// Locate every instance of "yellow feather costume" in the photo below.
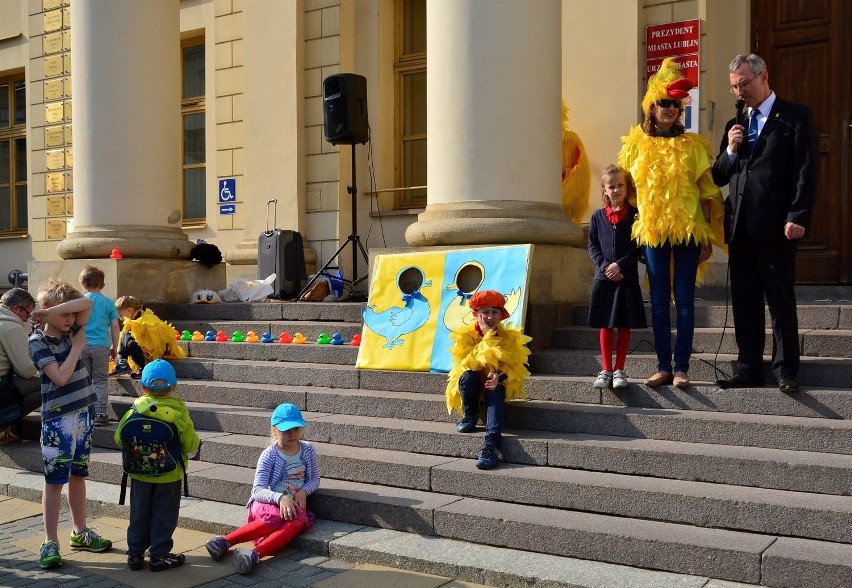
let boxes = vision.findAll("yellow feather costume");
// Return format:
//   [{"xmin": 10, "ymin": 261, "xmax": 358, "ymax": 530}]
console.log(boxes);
[
  {"xmin": 561, "ymin": 101, "xmax": 591, "ymax": 224},
  {"xmin": 120, "ymin": 308, "xmax": 185, "ymax": 370},
  {"xmin": 444, "ymin": 324, "xmax": 532, "ymax": 415}
]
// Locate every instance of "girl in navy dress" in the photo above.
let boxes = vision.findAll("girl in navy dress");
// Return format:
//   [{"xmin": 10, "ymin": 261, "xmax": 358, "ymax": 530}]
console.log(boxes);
[{"xmin": 587, "ymin": 165, "xmax": 647, "ymax": 389}]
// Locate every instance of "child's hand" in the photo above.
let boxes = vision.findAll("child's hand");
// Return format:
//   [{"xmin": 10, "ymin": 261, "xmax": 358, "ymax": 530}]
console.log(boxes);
[
  {"xmin": 71, "ymin": 325, "xmax": 87, "ymax": 349},
  {"xmin": 109, "ymin": 346, "xmax": 116, "ymax": 361},
  {"xmin": 278, "ymin": 494, "xmax": 297, "ymax": 520},
  {"xmin": 293, "ymin": 488, "xmax": 307, "ymax": 509},
  {"xmin": 485, "ymin": 371, "xmax": 501, "ymax": 390},
  {"xmin": 604, "ymin": 263, "xmax": 622, "ymax": 281}
]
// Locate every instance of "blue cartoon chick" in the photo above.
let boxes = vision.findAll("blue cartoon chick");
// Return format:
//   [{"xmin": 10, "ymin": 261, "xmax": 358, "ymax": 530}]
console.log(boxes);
[{"xmin": 362, "ymin": 268, "xmax": 432, "ymax": 349}]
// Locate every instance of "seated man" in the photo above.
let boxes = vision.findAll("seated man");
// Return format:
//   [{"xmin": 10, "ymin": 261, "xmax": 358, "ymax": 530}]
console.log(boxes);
[{"xmin": 0, "ymin": 288, "xmax": 41, "ymax": 442}]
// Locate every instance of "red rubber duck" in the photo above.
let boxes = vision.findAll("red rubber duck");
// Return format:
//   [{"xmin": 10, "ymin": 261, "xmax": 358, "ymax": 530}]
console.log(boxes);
[{"xmin": 279, "ymin": 331, "xmax": 292, "ymax": 344}]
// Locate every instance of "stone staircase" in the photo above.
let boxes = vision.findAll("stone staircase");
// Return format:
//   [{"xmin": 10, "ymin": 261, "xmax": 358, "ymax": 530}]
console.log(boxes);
[{"xmin": 2, "ymin": 297, "xmax": 851, "ymax": 588}]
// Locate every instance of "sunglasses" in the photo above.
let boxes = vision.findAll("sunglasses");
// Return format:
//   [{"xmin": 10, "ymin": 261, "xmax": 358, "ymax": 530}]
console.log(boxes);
[{"xmin": 656, "ymin": 99, "xmax": 682, "ymax": 108}]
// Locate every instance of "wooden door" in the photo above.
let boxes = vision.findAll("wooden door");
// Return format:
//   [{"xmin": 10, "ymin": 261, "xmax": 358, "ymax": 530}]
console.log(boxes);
[{"xmin": 754, "ymin": 0, "xmax": 850, "ymax": 283}]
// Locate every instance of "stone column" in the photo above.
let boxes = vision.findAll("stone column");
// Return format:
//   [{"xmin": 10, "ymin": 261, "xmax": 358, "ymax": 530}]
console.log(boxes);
[
  {"xmin": 405, "ymin": 0, "xmax": 583, "ymax": 248},
  {"xmin": 56, "ymin": 0, "xmax": 194, "ymax": 260}
]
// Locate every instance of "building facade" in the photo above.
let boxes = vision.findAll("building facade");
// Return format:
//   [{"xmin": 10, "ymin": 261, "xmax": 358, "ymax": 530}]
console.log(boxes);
[{"xmin": 0, "ymin": 0, "xmax": 848, "ymax": 301}]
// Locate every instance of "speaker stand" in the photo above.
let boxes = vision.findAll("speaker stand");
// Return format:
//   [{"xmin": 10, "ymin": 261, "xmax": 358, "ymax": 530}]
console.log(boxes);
[{"xmin": 298, "ymin": 144, "xmax": 369, "ymax": 302}]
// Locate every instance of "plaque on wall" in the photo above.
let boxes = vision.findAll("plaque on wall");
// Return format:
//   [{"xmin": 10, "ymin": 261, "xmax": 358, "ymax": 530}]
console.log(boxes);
[
  {"xmin": 62, "ymin": 30, "xmax": 70, "ymax": 51},
  {"xmin": 45, "ymin": 102, "xmax": 64, "ymax": 123},
  {"xmin": 46, "ymin": 173, "xmax": 65, "ymax": 192},
  {"xmin": 63, "ymin": 100, "xmax": 71, "ymax": 120},
  {"xmin": 64, "ymin": 124, "xmax": 72, "ymax": 144},
  {"xmin": 44, "ymin": 55, "xmax": 63, "ymax": 77},
  {"xmin": 46, "ymin": 219, "xmax": 67, "ymax": 240},
  {"xmin": 66, "ymin": 147, "xmax": 73, "ymax": 167},
  {"xmin": 43, "ymin": 0, "xmax": 61, "ymax": 10},
  {"xmin": 45, "ymin": 149, "xmax": 65, "ymax": 170},
  {"xmin": 66, "ymin": 194, "xmax": 73, "ymax": 215},
  {"xmin": 47, "ymin": 196, "xmax": 65, "ymax": 215},
  {"xmin": 45, "ymin": 125, "xmax": 64, "ymax": 147},
  {"xmin": 63, "ymin": 53, "xmax": 71, "ymax": 73},
  {"xmin": 44, "ymin": 10, "xmax": 62, "ymax": 32},
  {"xmin": 43, "ymin": 32, "xmax": 62, "ymax": 54},
  {"xmin": 63, "ymin": 7, "xmax": 70, "ymax": 28},
  {"xmin": 65, "ymin": 77, "xmax": 71, "ymax": 96},
  {"xmin": 65, "ymin": 172, "xmax": 73, "ymax": 191},
  {"xmin": 44, "ymin": 79, "xmax": 63, "ymax": 100}
]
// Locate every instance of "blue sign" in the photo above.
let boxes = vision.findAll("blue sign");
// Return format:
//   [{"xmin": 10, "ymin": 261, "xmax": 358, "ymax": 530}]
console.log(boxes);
[
  {"xmin": 218, "ymin": 178, "xmax": 236, "ymax": 203},
  {"xmin": 219, "ymin": 204, "xmax": 236, "ymax": 215}
]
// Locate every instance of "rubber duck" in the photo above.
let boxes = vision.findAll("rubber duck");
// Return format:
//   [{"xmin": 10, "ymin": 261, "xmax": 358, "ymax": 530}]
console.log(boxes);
[
  {"xmin": 292, "ymin": 332, "xmax": 307, "ymax": 344},
  {"xmin": 204, "ymin": 330, "xmax": 216, "ymax": 342},
  {"xmin": 316, "ymin": 332, "xmax": 331, "ymax": 345},
  {"xmin": 351, "ymin": 334, "xmax": 362, "ymax": 347},
  {"xmin": 175, "ymin": 329, "xmax": 181, "ymax": 340},
  {"xmin": 261, "ymin": 331, "xmax": 275, "ymax": 343},
  {"xmin": 231, "ymin": 330, "xmax": 245, "ymax": 342},
  {"xmin": 278, "ymin": 331, "xmax": 292, "ymax": 344},
  {"xmin": 331, "ymin": 333, "xmax": 345, "ymax": 345},
  {"xmin": 245, "ymin": 331, "xmax": 259, "ymax": 343},
  {"xmin": 180, "ymin": 330, "xmax": 192, "ymax": 341},
  {"xmin": 191, "ymin": 331, "xmax": 204, "ymax": 342},
  {"xmin": 215, "ymin": 330, "xmax": 228, "ymax": 342},
  {"xmin": 110, "ymin": 248, "xmax": 123, "ymax": 259}
]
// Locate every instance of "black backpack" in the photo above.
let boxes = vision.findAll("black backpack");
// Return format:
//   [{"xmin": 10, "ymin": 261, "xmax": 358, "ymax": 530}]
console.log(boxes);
[{"xmin": 117, "ymin": 406, "xmax": 188, "ymax": 505}]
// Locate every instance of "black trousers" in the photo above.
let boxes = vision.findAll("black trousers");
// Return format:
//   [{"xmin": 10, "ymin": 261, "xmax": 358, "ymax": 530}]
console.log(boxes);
[
  {"xmin": 118, "ymin": 331, "xmax": 146, "ymax": 368},
  {"xmin": 729, "ymin": 234, "xmax": 799, "ymax": 381}
]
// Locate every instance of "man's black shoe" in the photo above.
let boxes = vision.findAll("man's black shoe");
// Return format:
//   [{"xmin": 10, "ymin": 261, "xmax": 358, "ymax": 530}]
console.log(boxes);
[
  {"xmin": 716, "ymin": 374, "xmax": 764, "ymax": 389},
  {"xmin": 778, "ymin": 377, "xmax": 799, "ymax": 394}
]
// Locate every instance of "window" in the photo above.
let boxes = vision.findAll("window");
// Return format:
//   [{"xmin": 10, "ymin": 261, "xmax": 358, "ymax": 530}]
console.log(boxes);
[
  {"xmin": 0, "ymin": 74, "xmax": 26, "ymax": 234},
  {"xmin": 181, "ymin": 39, "xmax": 206, "ymax": 223},
  {"xmin": 394, "ymin": 0, "xmax": 426, "ymax": 208}
]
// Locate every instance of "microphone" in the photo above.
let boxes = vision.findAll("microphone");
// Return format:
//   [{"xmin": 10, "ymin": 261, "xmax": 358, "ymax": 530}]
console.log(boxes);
[{"xmin": 735, "ymin": 99, "xmax": 745, "ymax": 127}]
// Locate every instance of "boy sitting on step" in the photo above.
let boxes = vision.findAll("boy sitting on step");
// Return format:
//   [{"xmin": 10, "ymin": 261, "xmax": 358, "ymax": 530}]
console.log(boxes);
[
  {"xmin": 109, "ymin": 296, "xmax": 184, "ymax": 378},
  {"xmin": 445, "ymin": 290, "xmax": 532, "ymax": 470}
]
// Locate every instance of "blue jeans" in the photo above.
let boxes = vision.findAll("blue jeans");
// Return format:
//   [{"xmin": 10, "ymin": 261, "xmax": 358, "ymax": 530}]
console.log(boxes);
[
  {"xmin": 127, "ymin": 479, "xmax": 182, "ymax": 559},
  {"xmin": 459, "ymin": 371, "xmax": 505, "ymax": 450},
  {"xmin": 644, "ymin": 242, "xmax": 700, "ymax": 373}
]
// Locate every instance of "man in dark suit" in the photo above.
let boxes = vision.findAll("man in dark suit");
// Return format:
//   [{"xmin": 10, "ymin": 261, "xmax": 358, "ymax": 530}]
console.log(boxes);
[{"xmin": 712, "ymin": 54, "xmax": 819, "ymax": 394}]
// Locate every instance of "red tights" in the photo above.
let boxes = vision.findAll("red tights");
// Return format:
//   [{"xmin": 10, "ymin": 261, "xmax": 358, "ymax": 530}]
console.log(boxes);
[
  {"xmin": 599, "ymin": 328, "xmax": 631, "ymax": 372},
  {"xmin": 224, "ymin": 519, "xmax": 306, "ymax": 557}
]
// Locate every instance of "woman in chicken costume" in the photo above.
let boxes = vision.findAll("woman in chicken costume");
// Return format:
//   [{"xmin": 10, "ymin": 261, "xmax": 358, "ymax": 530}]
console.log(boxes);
[{"xmin": 617, "ymin": 58, "xmax": 724, "ymax": 390}]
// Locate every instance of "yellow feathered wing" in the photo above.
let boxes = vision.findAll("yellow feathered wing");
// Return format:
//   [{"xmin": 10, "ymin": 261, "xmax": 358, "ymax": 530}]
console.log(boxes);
[
  {"xmin": 444, "ymin": 324, "xmax": 532, "ymax": 415},
  {"xmin": 561, "ymin": 101, "xmax": 591, "ymax": 224}
]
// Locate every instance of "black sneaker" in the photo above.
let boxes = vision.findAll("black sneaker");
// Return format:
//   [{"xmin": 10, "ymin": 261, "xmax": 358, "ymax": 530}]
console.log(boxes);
[
  {"xmin": 127, "ymin": 551, "xmax": 144, "ymax": 571},
  {"xmin": 475, "ymin": 446, "xmax": 499, "ymax": 470},
  {"xmin": 108, "ymin": 363, "xmax": 132, "ymax": 377}
]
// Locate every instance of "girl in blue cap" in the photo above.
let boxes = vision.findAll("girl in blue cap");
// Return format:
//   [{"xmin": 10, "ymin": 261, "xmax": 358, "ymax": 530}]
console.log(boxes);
[{"xmin": 204, "ymin": 403, "xmax": 319, "ymax": 574}]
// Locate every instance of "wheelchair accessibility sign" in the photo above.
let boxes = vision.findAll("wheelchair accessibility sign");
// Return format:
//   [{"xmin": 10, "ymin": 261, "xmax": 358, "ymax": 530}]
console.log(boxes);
[{"xmin": 218, "ymin": 178, "xmax": 236, "ymax": 203}]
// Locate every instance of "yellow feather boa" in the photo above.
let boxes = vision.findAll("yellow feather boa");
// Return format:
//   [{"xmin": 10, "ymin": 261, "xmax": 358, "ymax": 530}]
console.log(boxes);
[
  {"xmin": 120, "ymin": 308, "xmax": 185, "ymax": 370},
  {"xmin": 444, "ymin": 324, "xmax": 532, "ymax": 415},
  {"xmin": 618, "ymin": 126, "xmax": 726, "ymax": 283}
]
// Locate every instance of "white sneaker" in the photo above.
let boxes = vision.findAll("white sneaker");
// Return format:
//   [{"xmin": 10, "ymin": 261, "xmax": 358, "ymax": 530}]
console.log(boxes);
[
  {"xmin": 612, "ymin": 370, "xmax": 628, "ymax": 389},
  {"xmin": 593, "ymin": 371, "xmax": 612, "ymax": 389}
]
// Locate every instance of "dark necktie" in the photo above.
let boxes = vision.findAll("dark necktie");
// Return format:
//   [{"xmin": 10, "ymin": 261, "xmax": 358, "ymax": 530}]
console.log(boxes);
[{"xmin": 746, "ymin": 110, "xmax": 760, "ymax": 155}]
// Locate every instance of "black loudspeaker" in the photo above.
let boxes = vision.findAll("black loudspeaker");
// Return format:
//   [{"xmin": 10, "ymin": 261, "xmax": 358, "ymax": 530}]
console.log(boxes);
[{"xmin": 323, "ymin": 73, "xmax": 369, "ymax": 145}]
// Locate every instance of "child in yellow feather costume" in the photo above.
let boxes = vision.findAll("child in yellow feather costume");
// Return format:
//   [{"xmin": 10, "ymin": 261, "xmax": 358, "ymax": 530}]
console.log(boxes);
[
  {"xmin": 617, "ymin": 58, "xmax": 725, "ymax": 389},
  {"xmin": 109, "ymin": 296, "xmax": 184, "ymax": 378},
  {"xmin": 445, "ymin": 290, "xmax": 531, "ymax": 470}
]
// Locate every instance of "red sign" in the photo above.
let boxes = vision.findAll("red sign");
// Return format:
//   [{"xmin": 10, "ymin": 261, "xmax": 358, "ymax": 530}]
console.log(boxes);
[
  {"xmin": 646, "ymin": 19, "xmax": 700, "ymax": 59},
  {"xmin": 645, "ymin": 19, "xmax": 700, "ymax": 88},
  {"xmin": 646, "ymin": 54, "xmax": 700, "ymax": 88}
]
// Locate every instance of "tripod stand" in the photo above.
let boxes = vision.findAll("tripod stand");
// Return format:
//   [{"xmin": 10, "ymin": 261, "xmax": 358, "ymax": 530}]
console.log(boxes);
[{"xmin": 298, "ymin": 144, "xmax": 369, "ymax": 301}]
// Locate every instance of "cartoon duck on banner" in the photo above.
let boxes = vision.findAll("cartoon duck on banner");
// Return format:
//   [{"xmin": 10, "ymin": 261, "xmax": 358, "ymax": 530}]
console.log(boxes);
[
  {"xmin": 356, "ymin": 245, "xmax": 532, "ymax": 373},
  {"xmin": 561, "ymin": 100, "xmax": 591, "ymax": 224}
]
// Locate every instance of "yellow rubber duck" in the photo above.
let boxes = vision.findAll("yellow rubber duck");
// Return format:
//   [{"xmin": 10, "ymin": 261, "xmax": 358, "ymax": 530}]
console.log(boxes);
[
  {"xmin": 292, "ymin": 332, "xmax": 307, "ymax": 344},
  {"xmin": 245, "ymin": 330, "xmax": 259, "ymax": 343},
  {"xmin": 191, "ymin": 331, "xmax": 204, "ymax": 341}
]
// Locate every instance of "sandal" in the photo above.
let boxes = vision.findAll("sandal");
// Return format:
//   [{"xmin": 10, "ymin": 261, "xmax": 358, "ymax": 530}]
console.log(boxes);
[
  {"xmin": 127, "ymin": 551, "xmax": 144, "ymax": 571},
  {"xmin": 149, "ymin": 552, "xmax": 185, "ymax": 572}
]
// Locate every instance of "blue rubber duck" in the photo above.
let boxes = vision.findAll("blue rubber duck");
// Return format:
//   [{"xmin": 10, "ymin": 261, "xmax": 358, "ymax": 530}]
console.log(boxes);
[
  {"xmin": 204, "ymin": 330, "xmax": 216, "ymax": 341},
  {"xmin": 331, "ymin": 333, "xmax": 345, "ymax": 345},
  {"xmin": 261, "ymin": 331, "xmax": 275, "ymax": 343}
]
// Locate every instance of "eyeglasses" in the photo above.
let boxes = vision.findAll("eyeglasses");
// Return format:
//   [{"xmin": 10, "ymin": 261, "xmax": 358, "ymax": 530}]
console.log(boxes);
[
  {"xmin": 729, "ymin": 77, "xmax": 757, "ymax": 93},
  {"xmin": 656, "ymin": 99, "xmax": 682, "ymax": 109},
  {"xmin": 16, "ymin": 305, "xmax": 32, "ymax": 321}
]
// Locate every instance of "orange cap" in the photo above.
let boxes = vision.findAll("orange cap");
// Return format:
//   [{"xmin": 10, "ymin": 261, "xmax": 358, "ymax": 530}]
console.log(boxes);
[{"xmin": 469, "ymin": 290, "xmax": 509, "ymax": 321}]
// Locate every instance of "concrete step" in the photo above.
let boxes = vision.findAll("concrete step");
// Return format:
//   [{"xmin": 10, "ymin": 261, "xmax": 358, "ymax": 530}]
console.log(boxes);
[
  {"xmin": 530, "ymin": 349, "xmax": 852, "ymax": 388},
  {"xmin": 568, "ymin": 302, "xmax": 852, "ymax": 330},
  {"xmin": 3, "ymin": 437, "xmax": 849, "ymax": 578},
  {"xmin": 552, "ymin": 326, "xmax": 852, "ymax": 358},
  {"xmin": 159, "ymin": 357, "xmax": 852, "ymax": 420},
  {"xmin": 171, "ymin": 319, "xmax": 363, "ymax": 341},
  {"xmin": 5, "ymin": 466, "xmax": 843, "ymax": 588}
]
